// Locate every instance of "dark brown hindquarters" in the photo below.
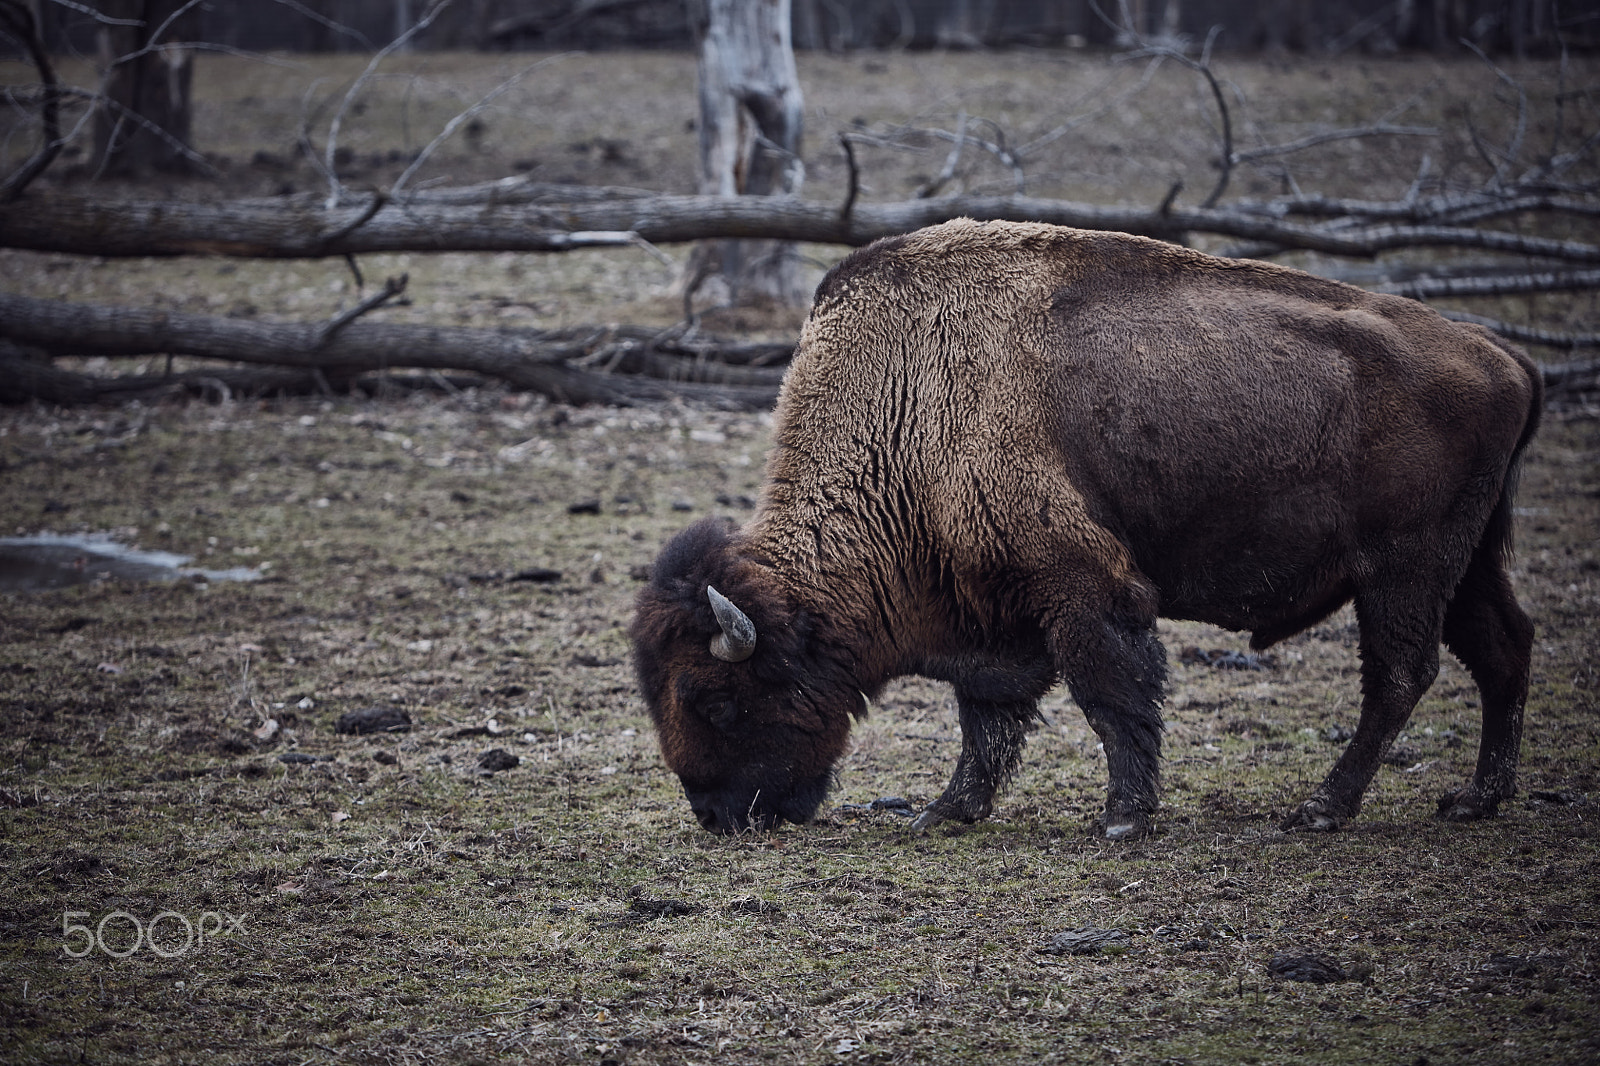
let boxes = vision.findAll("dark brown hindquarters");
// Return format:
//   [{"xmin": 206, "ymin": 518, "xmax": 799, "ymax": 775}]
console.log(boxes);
[{"xmin": 1437, "ymin": 360, "xmax": 1543, "ymax": 821}]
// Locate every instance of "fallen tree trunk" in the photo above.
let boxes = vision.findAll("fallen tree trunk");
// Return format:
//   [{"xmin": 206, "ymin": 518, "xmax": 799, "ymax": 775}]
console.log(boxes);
[
  {"xmin": 0, "ymin": 292, "xmax": 784, "ymax": 409},
  {"xmin": 2, "ymin": 290, "xmax": 1592, "ymax": 410},
  {"xmin": 4, "ymin": 185, "xmax": 1597, "ymax": 264}
]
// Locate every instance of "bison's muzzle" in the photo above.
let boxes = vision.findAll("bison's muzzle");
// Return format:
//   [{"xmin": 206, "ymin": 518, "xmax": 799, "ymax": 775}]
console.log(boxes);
[{"xmin": 682, "ymin": 770, "xmax": 833, "ymax": 834}]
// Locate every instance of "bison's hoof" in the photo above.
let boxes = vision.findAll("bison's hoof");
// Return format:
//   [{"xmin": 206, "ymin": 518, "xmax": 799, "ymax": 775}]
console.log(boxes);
[
  {"xmin": 1102, "ymin": 814, "xmax": 1150, "ymax": 841},
  {"xmin": 1437, "ymin": 788, "xmax": 1500, "ymax": 822},
  {"xmin": 1281, "ymin": 803, "xmax": 1344, "ymax": 832}
]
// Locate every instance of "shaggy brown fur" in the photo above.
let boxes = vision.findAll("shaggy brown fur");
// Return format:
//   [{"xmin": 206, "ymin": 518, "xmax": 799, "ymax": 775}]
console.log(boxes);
[{"xmin": 631, "ymin": 218, "xmax": 1542, "ymax": 838}]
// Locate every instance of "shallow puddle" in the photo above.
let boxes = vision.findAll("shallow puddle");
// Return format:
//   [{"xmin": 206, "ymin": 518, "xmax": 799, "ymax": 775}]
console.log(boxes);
[{"xmin": 0, "ymin": 535, "xmax": 263, "ymax": 593}]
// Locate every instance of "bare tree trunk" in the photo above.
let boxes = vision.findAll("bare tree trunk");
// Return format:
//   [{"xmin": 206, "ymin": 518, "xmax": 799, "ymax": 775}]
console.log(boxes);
[
  {"xmin": 935, "ymin": 0, "xmax": 984, "ymax": 47},
  {"xmin": 91, "ymin": 0, "xmax": 201, "ymax": 177},
  {"xmin": 395, "ymin": 0, "xmax": 415, "ymax": 51},
  {"xmin": 683, "ymin": 0, "xmax": 807, "ymax": 311},
  {"xmin": 0, "ymin": 291, "xmax": 786, "ymax": 408}
]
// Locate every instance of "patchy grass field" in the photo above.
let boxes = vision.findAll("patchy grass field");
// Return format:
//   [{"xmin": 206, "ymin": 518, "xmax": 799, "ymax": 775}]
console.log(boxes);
[
  {"xmin": 1, "ymin": 390, "xmax": 1596, "ymax": 1065},
  {"xmin": 1, "ymin": 47, "xmax": 1598, "ymax": 1066}
]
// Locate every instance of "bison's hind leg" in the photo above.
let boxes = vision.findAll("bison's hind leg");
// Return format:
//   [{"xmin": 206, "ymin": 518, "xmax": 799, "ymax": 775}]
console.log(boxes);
[
  {"xmin": 1282, "ymin": 578, "xmax": 1445, "ymax": 832},
  {"xmin": 1437, "ymin": 543, "xmax": 1533, "ymax": 822}
]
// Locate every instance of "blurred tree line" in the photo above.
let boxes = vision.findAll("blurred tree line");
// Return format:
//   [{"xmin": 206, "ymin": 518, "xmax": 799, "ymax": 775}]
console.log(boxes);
[{"xmin": 18, "ymin": 0, "xmax": 1594, "ymax": 57}]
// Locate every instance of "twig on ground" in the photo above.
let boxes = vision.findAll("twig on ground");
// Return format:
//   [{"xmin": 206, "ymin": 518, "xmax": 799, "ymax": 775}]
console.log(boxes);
[{"xmin": 316, "ymin": 274, "xmax": 408, "ymax": 346}]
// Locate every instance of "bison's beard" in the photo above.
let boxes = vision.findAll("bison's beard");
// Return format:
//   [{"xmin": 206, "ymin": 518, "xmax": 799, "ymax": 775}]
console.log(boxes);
[{"xmin": 682, "ymin": 769, "xmax": 835, "ymax": 834}]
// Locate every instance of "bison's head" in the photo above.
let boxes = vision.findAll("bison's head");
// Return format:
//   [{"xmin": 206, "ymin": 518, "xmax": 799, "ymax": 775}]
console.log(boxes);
[{"xmin": 630, "ymin": 517, "xmax": 859, "ymax": 833}]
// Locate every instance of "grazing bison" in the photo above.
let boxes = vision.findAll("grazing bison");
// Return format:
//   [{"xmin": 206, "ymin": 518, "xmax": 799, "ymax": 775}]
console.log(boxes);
[{"xmin": 631, "ymin": 218, "xmax": 1541, "ymax": 840}]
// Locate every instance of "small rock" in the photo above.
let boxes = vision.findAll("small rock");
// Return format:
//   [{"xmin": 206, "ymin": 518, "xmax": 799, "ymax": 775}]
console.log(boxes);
[
  {"xmin": 629, "ymin": 897, "xmax": 700, "ymax": 918},
  {"xmin": 278, "ymin": 752, "xmax": 318, "ymax": 765},
  {"xmin": 1383, "ymin": 743, "xmax": 1423, "ymax": 767},
  {"xmin": 572, "ymin": 653, "xmax": 620, "ymax": 668},
  {"xmin": 335, "ymin": 705, "xmax": 412, "ymax": 735},
  {"xmin": 1039, "ymin": 926, "xmax": 1131, "ymax": 956},
  {"xmin": 1323, "ymin": 724, "xmax": 1354, "ymax": 743},
  {"xmin": 253, "ymin": 718, "xmax": 280, "ymax": 741},
  {"xmin": 509, "ymin": 567, "xmax": 562, "ymax": 583},
  {"xmin": 1483, "ymin": 953, "xmax": 1546, "ymax": 977},
  {"xmin": 567, "ymin": 499, "xmax": 602, "ymax": 515},
  {"xmin": 372, "ymin": 750, "xmax": 398, "ymax": 766},
  {"xmin": 1267, "ymin": 952, "xmax": 1347, "ymax": 983},
  {"xmin": 1180, "ymin": 646, "xmax": 1275, "ymax": 671},
  {"xmin": 478, "ymin": 748, "xmax": 520, "ymax": 773},
  {"xmin": 725, "ymin": 896, "xmax": 781, "ymax": 914}
]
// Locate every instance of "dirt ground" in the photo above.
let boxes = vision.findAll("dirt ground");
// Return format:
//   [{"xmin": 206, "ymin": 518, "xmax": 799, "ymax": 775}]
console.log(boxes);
[{"xmin": 1, "ymin": 47, "xmax": 1598, "ymax": 1066}]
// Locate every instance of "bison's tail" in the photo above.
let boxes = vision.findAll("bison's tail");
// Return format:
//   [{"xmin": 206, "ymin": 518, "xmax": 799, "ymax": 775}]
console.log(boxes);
[{"xmin": 1480, "ymin": 341, "xmax": 1545, "ymax": 569}]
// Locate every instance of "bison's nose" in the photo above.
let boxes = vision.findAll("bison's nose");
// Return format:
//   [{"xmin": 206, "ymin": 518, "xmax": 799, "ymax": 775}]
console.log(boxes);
[{"xmin": 684, "ymin": 789, "xmax": 743, "ymax": 834}]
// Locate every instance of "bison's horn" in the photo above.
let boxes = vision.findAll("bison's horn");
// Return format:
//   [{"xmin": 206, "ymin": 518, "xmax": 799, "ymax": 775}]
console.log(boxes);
[{"xmin": 706, "ymin": 585, "xmax": 757, "ymax": 663}]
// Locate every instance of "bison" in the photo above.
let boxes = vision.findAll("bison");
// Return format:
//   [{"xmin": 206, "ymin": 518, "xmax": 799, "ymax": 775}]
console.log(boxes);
[{"xmin": 631, "ymin": 218, "xmax": 1542, "ymax": 840}]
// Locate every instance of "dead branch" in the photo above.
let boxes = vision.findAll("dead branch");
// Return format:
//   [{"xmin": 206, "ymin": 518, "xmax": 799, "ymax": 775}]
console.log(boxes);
[
  {"xmin": 1437, "ymin": 311, "xmax": 1600, "ymax": 353},
  {"xmin": 316, "ymin": 273, "xmax": 408, "ymax": 345},
  {"xmin": 268, "ymin": 0, "xmax": 375, "ymax": 50},
  {"xmin": 389, "ymin": 53, "xmax": 575, "ymax": 203},
  {"xmin": 6, "ymin": 187, "xmax": 1596, "ymax": 265},
  {"xmin": 0, "ymin": 1, "xmax": 61, "ymax": 203},
  {"xmin": 1375, "ymin": 268, "xmax": 1600, "ymax": 299},
  {"xmin": 1537, "ymin": 356, "xmax": 1600, "ymax": 384},
  {"xmin": 1126, "ymin": 28, "xmax": 1234, "ymax": 208},
  {"xmin": 68, "ymin": 84, "xmax": 220, "ymax": 179},
  {"xmin": 1232, "ymin": 125, "xmax": 1438, "ymax": 164},
  {"xmin": 0, "ymin": 339, "xmax": 334, "ymax": 405},
  {"xmin": 323, "ymin": 0, "xmax": 451, "ymax": 209},
  {"xmin": 1462, "ymin": 38, "xmax": 1530, "ymax": 190},
  {"xmin": 0, "ymin": 292, "xmax": 779, "ymax": 409},
  {"xmin": 838, "ymin": 133, "xmax": 860, "ymax": 220},
  {"xmin": 915, "ymin": 109, "xmax": 968, "ymax": 199}
]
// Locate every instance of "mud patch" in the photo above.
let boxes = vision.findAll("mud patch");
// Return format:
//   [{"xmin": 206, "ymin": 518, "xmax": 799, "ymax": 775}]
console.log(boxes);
[{"xmin": 0, "ymin": 534, "xmax": 262, "ymax": 591}]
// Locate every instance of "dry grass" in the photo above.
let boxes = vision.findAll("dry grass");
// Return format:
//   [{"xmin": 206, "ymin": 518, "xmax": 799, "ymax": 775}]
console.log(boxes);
[{"xmin": 0, "ymin": 393, "xmax": 1595, "ymax": 1065}]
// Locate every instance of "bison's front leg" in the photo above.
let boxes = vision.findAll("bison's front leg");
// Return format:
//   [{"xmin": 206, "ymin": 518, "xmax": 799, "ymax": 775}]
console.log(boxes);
[
  {"xmin": 1057, "ymin": 615, "xmax": 1167, "ymax": 841},
  {"xmin": 910, "ymin": 694, "xmax": 1038, "ymax": 832}
]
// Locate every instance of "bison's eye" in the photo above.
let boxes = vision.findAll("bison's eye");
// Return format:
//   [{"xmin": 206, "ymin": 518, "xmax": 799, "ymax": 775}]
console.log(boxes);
[{"xmin": 706, "ymin": 700, "xmax": 740, "ymax": 730}]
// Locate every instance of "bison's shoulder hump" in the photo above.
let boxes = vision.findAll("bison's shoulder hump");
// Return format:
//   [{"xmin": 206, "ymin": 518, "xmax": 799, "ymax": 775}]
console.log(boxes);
[{"xmin": 812, "ymin": 219, "xmax": 1089, "ymax": 305}]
